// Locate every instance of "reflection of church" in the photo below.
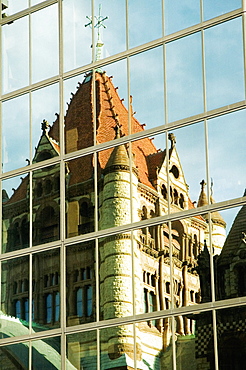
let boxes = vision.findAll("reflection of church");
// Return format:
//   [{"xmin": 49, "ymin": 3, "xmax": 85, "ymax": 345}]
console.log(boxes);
[{"xmin": 1, "ymin": 70, "xmax": 232, "ymax": 369}]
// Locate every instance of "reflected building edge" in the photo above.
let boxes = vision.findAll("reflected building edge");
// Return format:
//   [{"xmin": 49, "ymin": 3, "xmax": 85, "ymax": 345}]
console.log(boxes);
[{"xmin": 2, "ymin": 69, "xmax": 245, "ymax": 369}]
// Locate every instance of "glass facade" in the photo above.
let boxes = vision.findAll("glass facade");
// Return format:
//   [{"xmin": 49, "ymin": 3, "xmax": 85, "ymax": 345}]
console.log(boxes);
[{"xmin": 0, "ymin": 1, "xmax": 246, "ymax": 369}]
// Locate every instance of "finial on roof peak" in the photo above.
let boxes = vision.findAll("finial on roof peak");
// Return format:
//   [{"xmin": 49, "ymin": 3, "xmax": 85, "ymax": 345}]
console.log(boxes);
[
  {"xmin": 41, "ymin": 119, "xmax": 50, "ymax": 135},
  {"xmin": 168, "ymin": 133, "xmax": 176, "ymax": 149},
  {"xmin": 200, "ymin": 179, "xmax": 206, "ymax": 191},
  {"xmin": 85, "ymin": 4, "xmax": 108, "ymax": 62},
  {"xmin": 113, "ymin": 124, "xmax": 122, "ymax": 139}
]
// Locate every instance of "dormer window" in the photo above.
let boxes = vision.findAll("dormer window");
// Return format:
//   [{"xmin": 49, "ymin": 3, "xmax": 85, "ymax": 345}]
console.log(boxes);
[{"xmin": 36, "ymin": 151, "xmax": 52, "ymax": 163}]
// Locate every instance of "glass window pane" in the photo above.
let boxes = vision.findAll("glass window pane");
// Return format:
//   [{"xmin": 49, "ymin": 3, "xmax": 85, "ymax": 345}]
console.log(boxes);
[
  {"xmin": 205, "ymin": 18, "xmax": 245, "ymax": 111},
  {"xmin": 2, "ymin": 0, "xmax": 28, "ymax": 15},
  {"xmin": 203, "ymin": 0, "xmax": 241, "ymax": 21},
  {"xmin": 64, "ymin": 72, "xmax": 96, "ymax": 153},
  {"xmin": 66, "ymin": 331, "xmax": 97, "ymax": 369},
  {"xmin": 165, "ymin": 0, "xmax": 200, "ymax": 35},
  {"xmin": 31, "ymin": 5, "xmax": 59, "ymax": 83},
  {"xmin": 66, "ymin": 242, "xmax": 95, "ymax": 326},
  {"xmin": 130, "ymin": 47, "xmax": 165, "ymax": 130},
  {"xmin": 98, "ymin": 144, "xmax": 133, "ymax": 230},
  {"xmin": 33, "ymin": 164, "xmax": 60, "ymax": 246},
  {"xmin": 65, "ymin": 156, "xmax": 95, "ymax": 238},
  {"xmin": 32, "ymin": 83, "xmax": 59, "ymax": 163},
  {"xmin": 99, "ymin": 233, "xmax": 133, "ymax": 320},
  {"xmin": 2, "ymin": 16, "xmax": 29, "ymax": 93},
  {"xmin": 214, "ymin": 206, "xmax": 246, "ymax": 300},
  {"xmin": 2, "ymin": 94, "xmax": 29, "ymax": 172},
  {"xmin": 100, "ymin": 324, "xmax": 134, "ymax": 368},
  {"xmin": 2, "ymin": 174, "xmax": 30, "ymax": 253},
  {"xmin": 169, "ymin": 123, "xmax": 206, "ymax": 211},
  {"xmin": 63, "ymin": 0, "xmax": 92, "ymax": 72},
  {"xmin": 128, "ymin": 0, "xmax": 162, "ymax": 48},
  {"xmin": 166, "ymin": 32, "xmax": 203, "ymax": 122},
  {"xmin": 1, "ymin": 255, "xmax": 29, "ymax": 336},
  {"xmin": 207, "ymin": 110, "xmax": 246, "ymax": 202},
  {"xmin": 94, "ymin": 0, "xmax": 126, "ymax": 57},
  {"xmin": 217, "ymin": 306, "xmax": 246, "ymax": 369},
  {"xmin": 32, "ymin": 248, "xmax": 60, "ymax": 331},
  {"xmin": 0, "ymin": 342, "xmax": 29, "ymax": 369},
  {"xmin": 32, "ymin": 337, "xmax": 61, "ymax": 369}
]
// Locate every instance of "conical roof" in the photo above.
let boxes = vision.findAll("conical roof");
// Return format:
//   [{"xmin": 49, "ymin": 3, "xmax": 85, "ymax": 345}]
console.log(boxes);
[
  {"xmin": 105, "ymin": 143, "xmax": 130, "ymax": 170},
  {"xmin": 197, "ymin": 180, "xmax": 208, "ymax": 207},
  {"xmin": 218, "ymin": 201, "xmax": 246, "ymax": 266},
  {"xmin": 210, "ymin": 196, "xmax": 226, "ymax": 227}
]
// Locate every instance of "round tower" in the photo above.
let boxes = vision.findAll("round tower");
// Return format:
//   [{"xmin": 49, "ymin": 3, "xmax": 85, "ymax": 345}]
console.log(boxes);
[
  {"xmin": 197, "ymin": 180, "xmax": 226, "ymax": 255},
  {"xmin": 99, "ymin": 132, "xmax": 143, "ymax": 363}
]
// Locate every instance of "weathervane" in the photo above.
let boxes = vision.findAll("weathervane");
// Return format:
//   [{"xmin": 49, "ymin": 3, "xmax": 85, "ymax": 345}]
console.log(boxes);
[{"xmin": 85, "ymin": 4, "xmax": 108, "ymax": 61}]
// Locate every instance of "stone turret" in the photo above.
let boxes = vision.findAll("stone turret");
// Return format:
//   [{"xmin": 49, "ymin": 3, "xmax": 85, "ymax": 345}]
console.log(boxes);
[
  {"xmin": 99, "ymin": 130, "xmax": 142, "ymax": 363},
  {"xmin": 197, "ymin": 180, "xmax": 226, "ymax": 255}
]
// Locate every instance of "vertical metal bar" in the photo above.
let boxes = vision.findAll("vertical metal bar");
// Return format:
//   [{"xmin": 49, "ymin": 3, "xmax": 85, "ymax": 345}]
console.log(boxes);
[
  {"xmin": 212, "ymin": 309, "xmax": 219, "ymax": 370},
  {"xmin": 242, "ymin": 0, "xmax": 246, "ymax": 99},
  {"xmin": 171, "ymin": 316, "xmax": 177, "ymax": 370}
]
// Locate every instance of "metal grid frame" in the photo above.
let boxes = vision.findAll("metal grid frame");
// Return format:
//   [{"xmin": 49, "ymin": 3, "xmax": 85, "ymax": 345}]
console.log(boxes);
[{"xmin": 0, "ymin": 1, "xmax": 246, "ymax": 369}]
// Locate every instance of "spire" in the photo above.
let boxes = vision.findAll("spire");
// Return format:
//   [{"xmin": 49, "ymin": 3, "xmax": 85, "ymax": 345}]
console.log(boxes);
[
  {"xmin": 197, "ymin": 180, "xmax": 208, "ymax": 207},
  {"xmin": 85, "ymin": 4, "xmax": 108, "ymax": 62}
]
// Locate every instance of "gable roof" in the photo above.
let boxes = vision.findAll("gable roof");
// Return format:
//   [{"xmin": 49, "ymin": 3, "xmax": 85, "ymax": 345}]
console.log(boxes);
[{"xmin": 218, "ymin": 203, "xmax": 246, "ymax": 266}]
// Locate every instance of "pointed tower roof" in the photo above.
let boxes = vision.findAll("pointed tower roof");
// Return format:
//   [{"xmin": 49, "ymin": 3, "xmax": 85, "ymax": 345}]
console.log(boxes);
[
  {"xmin": 197, "ymin": 180, "xmax": 208, "ymax": 208},
  {"xmin": 210, "ymin": 196, "xmax": 226, "ymax": 227},
  {"xmin": 218, "ymin": 197, "xmax": 246, "ymax": 266},
  {"xmin": 64, "ymin": 71, "xmax": 160, "ymax": 188},
  {"xmin": 104, "ymin": 125, "xmax": 130, "ymax": 171}
]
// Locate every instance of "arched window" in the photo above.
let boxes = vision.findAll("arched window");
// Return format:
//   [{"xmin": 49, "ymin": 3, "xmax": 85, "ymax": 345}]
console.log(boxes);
[
  {"xmin": 79, "ymin": 201, "xmax": 93, "ymax": 234},
  {"xmin": 161, "ymin": 184, "xmax": 167, "ymax": 200},
  {"xmin": 179, "ymin": 193, "xmax": 184, "ymax": 209},
  {"xmin": 174, "ymin": 189, "xmax": 178, "ymax": 205}
]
